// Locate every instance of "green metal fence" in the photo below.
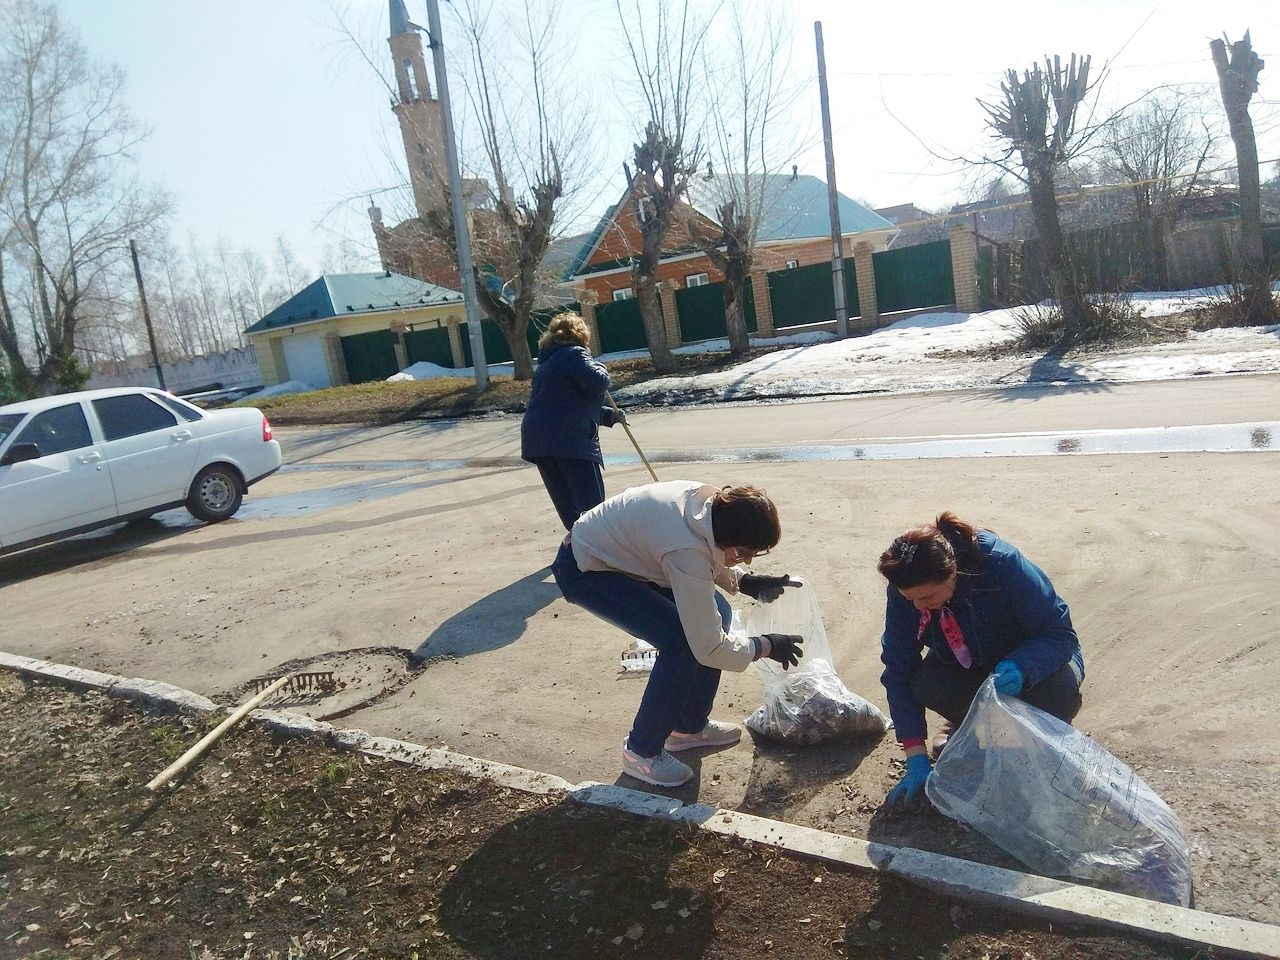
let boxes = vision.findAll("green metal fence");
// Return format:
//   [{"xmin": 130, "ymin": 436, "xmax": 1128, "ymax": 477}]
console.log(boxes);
[
  {"xmin": 674, "ymin": 281, "xmax": 757, "ymax": 343},
  {"xmin": 340, "ymin": 330, "xmax": 400, "ymax": 384},
  {"xmin": 871, "ymin": 239, "xmax": 954, "ymax": 313},
  {"xmin": 766, "ymin": 261, "xmax": 859, "ymax": 329},
  {"xmin": 404, "ymin": 325, "xmax": 455, "ymax": 368},
  {"xmin": 595, "ymin": 298, "xmax": 651, "ymax": 354}
]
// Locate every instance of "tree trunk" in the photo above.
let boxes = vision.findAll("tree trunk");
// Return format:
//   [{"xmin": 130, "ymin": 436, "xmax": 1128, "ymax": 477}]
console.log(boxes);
[
  {"xmin": 633, "ymin": 268, "xmax": 674, "ymax": 372},
  {"xmin": 1211, "ymin": 35, "xmax": 1275, "ymax": 321},
  {"xmin": 722, "ymin": 257, "xmax": 750, "ymax": 356},
  {"xmin": 1027, "ymin": 173, "xmax": 1092, "ymax": 343}
]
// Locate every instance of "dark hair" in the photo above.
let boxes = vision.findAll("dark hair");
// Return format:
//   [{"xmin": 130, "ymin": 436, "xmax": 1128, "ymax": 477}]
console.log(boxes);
[
  {"xmin": 877, "ymin": 511, "xmax": 980, "ymax": 589},
  {"xmin": 710, "ymin": 485, "xmax": 781, "ymax": 551}
]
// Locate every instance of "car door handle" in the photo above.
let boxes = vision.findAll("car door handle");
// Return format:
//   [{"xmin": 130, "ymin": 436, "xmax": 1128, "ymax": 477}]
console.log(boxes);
[
  {"xmin": 172, "ymin": 429, "xmax": 193, "ymax": 441},
  {"xmin": 77, "ymin": 451, "xmax": 102, "ymax": 464}
]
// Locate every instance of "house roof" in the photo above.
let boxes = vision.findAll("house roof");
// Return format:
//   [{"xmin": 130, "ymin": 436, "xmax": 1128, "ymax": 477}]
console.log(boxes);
[
  {"xmin": 246, "ymin": 272, "xmax": 463, "ymax": 335},
  {"xmin": 568, "ymin": 172, "xmax": 893, "ymax": 280},
  {"xmin": 685, "ymin": 173, "xmax": 894, "ymax": 242}
]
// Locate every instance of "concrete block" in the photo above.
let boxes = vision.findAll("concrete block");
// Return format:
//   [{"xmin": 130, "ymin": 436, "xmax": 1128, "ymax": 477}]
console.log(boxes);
[{"xmin": 109, "ymin": 677, "xmax": 217, "ymax": 715}]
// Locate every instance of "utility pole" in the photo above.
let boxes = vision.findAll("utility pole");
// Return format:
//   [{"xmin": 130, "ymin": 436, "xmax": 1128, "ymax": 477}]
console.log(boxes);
[
  {"xmin": 129, "ymin": 239, "xmax": 166, "ymax": 391},
  {"xmin": 425, "ymin": 0, "xmax": 488, "ymax": 389},
  {"xmin": 814, "ymin": 21, "xmax": 849, "ymax": 338}
]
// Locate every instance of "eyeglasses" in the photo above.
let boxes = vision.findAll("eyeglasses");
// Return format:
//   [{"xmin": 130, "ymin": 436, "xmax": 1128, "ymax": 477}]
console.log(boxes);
[{"xmin": 729, "ymin": 546, "xmax": 770, "ymax": 563}]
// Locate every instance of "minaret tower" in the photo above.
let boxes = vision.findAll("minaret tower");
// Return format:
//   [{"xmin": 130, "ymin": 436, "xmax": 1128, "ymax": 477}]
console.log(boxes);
[{"xmin": 388, "ymin": 0, "xmax": 447, "ymax": 221}]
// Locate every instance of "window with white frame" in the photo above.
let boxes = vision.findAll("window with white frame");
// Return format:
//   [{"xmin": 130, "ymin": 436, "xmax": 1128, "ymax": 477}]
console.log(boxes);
[
  {"xmin": 685, "ymin": 272, "xmax": 710, "ymax": 287},
  {"xmin": 785, "ymin": 259, "xmax": 800, "ymax": 269},
  {"xmin": 611, "ymin": 288, "xmax": 634, "ymax": 301}
]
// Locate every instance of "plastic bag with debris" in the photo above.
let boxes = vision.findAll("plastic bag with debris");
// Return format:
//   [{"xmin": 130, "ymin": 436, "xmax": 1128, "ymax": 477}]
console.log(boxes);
[
  {"xmin": 926, "ymin": 677, "xmax": 1192, "ymax": 906},
  {"xmin": 743, "ymin": 580, "xmax": 887, "ymax": 745}
]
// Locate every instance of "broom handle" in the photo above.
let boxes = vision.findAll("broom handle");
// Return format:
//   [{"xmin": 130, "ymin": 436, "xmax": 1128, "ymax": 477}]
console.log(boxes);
[
  {"xmin": 146, "ymin": 674, "xmax": 291, "ymax": 792},
  {"xmin": 606, "ymin": 391, "xmax": 658, "ymax": 483}
]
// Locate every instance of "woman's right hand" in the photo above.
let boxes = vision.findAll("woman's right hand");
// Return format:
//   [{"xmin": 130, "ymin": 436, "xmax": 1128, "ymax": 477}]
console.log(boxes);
[{"xmin": 753, "ymin": 633, "xmax": 803, "ymax": 669}]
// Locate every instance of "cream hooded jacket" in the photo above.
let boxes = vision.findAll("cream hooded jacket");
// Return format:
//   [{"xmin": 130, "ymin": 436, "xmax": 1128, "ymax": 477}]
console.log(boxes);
[{"xmin": 569, "ymin": 480, "xmax": 759, "ymax": 672}]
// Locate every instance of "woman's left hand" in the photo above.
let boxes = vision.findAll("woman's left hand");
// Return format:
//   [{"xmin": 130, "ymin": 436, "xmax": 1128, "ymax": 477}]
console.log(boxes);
[{"xmin": 992, "ymin": 659, "xmax": 1024, "ymax": 695}]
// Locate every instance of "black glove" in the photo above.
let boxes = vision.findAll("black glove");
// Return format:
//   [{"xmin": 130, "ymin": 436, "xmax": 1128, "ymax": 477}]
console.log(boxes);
[
  {"xmin": 756, "ymin": 633, "xmax": 803, "ymax": 670},
  {"xmin": 601, "ymin": 406, "xmax": 627, "ymax": 428},
  {"xmin": 738, "ymin": 573, "xmax": 802, "ymax": 603}
]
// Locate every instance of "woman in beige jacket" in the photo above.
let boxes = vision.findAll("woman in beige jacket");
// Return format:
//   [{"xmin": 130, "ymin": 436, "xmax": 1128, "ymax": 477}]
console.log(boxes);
[{"xmin": 552, "ymin": 480, "xmax": 802, "ymax": 787}]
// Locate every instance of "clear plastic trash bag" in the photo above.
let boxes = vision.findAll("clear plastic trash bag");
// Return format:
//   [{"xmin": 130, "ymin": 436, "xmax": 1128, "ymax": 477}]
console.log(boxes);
[
  {"xmin": 743, "ymin": 580, "xmax": 887, "ymax": 745},
  {"xmin": 926, "ymin": 677, "xmax": 1192, "ymax": 906}
]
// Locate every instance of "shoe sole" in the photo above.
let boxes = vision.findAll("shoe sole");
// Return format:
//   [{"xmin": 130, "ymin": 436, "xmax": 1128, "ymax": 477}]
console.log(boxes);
[
  {"xmin": 621, "ymin": 766, "xmax": 693, "ymax": 788},
  {"xmin": 664, "ymin": 732, "xmax": 742, "ymax": 753}
]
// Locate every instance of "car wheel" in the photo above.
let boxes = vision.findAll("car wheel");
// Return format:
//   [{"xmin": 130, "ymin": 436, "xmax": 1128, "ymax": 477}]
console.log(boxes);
[{"xmin": 186, "ymin": 464, "xmax": 243, "ymax": 522}]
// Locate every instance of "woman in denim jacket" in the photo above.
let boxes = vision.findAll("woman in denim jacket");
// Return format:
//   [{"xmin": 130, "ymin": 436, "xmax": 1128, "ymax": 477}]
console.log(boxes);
[{"xmin": 877, "ymin": 512, "xmax": 1085, "ymax": 807}]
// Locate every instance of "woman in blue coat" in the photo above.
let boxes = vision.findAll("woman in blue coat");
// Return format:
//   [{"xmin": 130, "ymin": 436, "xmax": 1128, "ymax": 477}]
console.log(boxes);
[
  {"xmin": 521, "ymin": 312, "xmax": 625, "ymax": 529},
  {"xmin": 876, "ymin": 511, "xmax": 1085, "ymax": 806}
]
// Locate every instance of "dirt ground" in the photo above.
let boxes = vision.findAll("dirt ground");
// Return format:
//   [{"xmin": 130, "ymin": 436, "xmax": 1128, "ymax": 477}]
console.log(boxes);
[
  {"xmin": 2, "ymin": 381, "xmax": 1278, "ymax": 929},
  {"xmin": 0, "ymin": 674, "xmax": 1210, "ymax": 959}
]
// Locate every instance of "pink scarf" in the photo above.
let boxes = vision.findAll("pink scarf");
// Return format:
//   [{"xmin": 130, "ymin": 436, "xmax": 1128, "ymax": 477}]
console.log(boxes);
[{"xmin": 918, "ymin": 606, "xmax": 973, "ymax": 669}]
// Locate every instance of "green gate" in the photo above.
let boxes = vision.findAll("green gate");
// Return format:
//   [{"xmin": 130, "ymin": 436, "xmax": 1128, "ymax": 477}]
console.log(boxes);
[
  {"xmin": 404, "ymin": 325, "xmax": 456, "ymax": 368},
  {"xmin": 871, "ymin": 239, "xmax": 954, "ymax": 313},
  {"xmin": 674, "ymin": 281, "xmax": 758, "ymax": 343},
  {"xmin": 595, "ymin": 298, "xmax": 651, "ymax": 354},
  {"xmin": 340, "ymin": 329, "xmax": 400, "ymax": 384},
  {"xmin": 766, "ymin": 261, "xmax": 859, "ymax": 328}
]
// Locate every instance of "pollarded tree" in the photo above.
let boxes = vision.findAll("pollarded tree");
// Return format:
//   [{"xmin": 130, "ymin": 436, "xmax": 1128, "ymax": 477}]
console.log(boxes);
[
  {"xmin": 616, "ymin": 0, "xmax": 712, "ymax": 373},
  {"xmin": 0, "ymin": 2, "xmax": 168, "ymax": 397},
  {"xmin": 979, "ymin": 55, "xmax": 1099, "ymax": 344},
  {"xmin": 1210, "ymin": 31, "xmax": 1276, "ymax": 322}
]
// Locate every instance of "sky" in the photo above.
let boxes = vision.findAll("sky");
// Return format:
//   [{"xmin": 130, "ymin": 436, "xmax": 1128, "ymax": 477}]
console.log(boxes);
[{"xmin": 56, "ymin": 0, "xmax": 1280, "ymax": 286}]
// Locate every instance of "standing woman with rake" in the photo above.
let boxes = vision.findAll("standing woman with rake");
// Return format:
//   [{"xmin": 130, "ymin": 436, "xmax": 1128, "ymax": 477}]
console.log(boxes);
[{"xmin": 521, "ymin": 312, "xmax": 627, "ymax": 530}]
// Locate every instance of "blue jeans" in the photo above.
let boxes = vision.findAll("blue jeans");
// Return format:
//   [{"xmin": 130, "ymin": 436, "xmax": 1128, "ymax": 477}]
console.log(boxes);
[
  {"xmin": 552, "ymin": 540, "xmax": 732, "ymax": 757},
  {"xmin": 530, "ymin": 457, "xmax": 605, "ymax": 530}
]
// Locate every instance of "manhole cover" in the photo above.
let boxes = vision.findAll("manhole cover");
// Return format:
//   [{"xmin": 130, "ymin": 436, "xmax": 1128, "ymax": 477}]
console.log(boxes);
[{"xmin": 223, "ymin": 646, "xmax": 423, "ymax": 722}]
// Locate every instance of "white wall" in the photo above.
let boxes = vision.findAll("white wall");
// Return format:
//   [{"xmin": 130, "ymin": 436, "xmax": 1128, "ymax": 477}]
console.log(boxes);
[{"xmin": 87, "ymin": 345, "xmax": 263, "ymax": 395}]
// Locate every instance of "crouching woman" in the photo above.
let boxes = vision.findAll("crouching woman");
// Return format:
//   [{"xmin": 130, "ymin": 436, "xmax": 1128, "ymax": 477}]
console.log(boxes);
[
  {"xmin": 553, "ymin": 481, "xmax": 803, "ymax": 788},
  {"xmin": 877, "ymin": 512, "xmax": 1085, "ymax": 806}
]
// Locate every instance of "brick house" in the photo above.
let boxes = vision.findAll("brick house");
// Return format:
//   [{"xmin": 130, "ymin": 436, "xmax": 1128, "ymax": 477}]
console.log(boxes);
[{"xmin": 568, "ymin": 169, "xmax": 896, "ymax": 304}]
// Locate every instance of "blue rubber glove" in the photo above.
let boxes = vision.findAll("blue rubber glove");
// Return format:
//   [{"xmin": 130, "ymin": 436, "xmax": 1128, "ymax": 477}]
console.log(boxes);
[
  {"xmin": 885, "ymin": 753, "xmax": 932, "ymax": 806},
  {"xmin": 992, "ymin": 659, "xmax": 1024, "ymax": 696}
]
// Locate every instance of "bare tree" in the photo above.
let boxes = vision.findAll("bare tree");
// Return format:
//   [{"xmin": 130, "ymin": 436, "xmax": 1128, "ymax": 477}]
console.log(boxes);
[
  {"xmin": 445, "ymin": 0, "xmax": 590, "ymax": 381},
  {"xmin": 1210, "ymin": 32, "xmax": 1275, "ymax": 321},
  {"xmin": 696, "ymin": 2, "xmax": 803, "ymax": 356},
  {"xmin": 0, "ymin": 3, "xmax": 168, "ymax": 396},
  {"xmin": 616, "ymin": 0, "xmax": 712, "ymax": 373},
  {"xmin": 1096, "ymin": 89, "xmax": 1222, "ymax": 288},
  {"xmin": 980, "ymin": 55, "xmax": 1100, "ymax": 344}
]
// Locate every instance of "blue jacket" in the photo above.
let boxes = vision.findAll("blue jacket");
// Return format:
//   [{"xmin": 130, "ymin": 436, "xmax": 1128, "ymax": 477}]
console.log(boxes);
[
  {"xmin": 880, "ymin": 531, "xmax": 1084, "ymax": 742},
  {"xmin": 520, "ymin": 343, "xmax": 613, "ymax": 463}
]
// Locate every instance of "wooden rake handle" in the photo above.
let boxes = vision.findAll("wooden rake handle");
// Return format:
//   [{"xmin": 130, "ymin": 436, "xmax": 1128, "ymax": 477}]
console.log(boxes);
[
  {"xmin": 145, "ymin": 674, "xmax": 291, "ymax": 792},
  {"xmin": 606, "ymin": 391, "xmax": 659, "ymax": 483}
]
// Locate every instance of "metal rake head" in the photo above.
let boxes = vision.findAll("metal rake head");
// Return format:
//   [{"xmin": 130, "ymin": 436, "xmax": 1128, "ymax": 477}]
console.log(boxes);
[{"xmin": 249, "ymin": 671, "xmax": 342, "ymax": 695}]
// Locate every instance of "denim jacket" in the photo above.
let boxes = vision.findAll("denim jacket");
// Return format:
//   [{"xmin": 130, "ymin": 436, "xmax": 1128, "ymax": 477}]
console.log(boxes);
[{"xmin": 879, "ymin": 531, "xmax": 1083, "ymax": 742}]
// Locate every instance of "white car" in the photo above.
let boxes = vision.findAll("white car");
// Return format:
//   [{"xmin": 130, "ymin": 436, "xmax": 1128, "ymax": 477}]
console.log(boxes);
[{"xmin": 0, "ymin": 387, "xmax": 282, "ymax": 554}]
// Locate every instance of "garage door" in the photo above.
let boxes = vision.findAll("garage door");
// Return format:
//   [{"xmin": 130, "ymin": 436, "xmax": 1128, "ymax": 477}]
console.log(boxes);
[{"xmin": 281, "ymin": 334, "xmax": 332, "ymax": 389}]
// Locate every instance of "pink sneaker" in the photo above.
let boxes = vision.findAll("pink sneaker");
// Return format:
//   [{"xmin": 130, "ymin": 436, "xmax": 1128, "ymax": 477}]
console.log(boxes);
[{"xmin": 621, "ymin": 741, "xmax": 693, "ymax": 787}]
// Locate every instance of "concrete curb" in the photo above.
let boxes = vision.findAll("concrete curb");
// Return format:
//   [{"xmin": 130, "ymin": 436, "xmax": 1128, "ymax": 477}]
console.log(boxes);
[{"xmin": 4, "ymin": 652, "xmax": 1278, "ymax": 960}]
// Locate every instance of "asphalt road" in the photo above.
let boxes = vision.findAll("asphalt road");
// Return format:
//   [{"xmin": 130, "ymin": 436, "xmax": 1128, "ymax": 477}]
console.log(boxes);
[{"xmin": 4, "ymin": 373, "xmax": 1278, "ymax": 924}]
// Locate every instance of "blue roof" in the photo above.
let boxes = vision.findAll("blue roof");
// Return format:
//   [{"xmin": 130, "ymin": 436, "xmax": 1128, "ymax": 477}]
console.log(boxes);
[
  {"xmin": 687, "ymin": 173, "xmax": 894, "ymax": 242},
  {"xmin": 246, "ymin": 272, "xmax": 463, "ymax": 334}
]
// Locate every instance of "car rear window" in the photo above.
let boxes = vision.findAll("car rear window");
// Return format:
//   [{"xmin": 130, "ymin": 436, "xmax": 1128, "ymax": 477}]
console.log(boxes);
[
  {"xmin": 92, "ymin": 393, "xmax": 178, "ymax": 441},
  {"xmin": 0, "ymin": 413, "xmax": 23, "ymax": 447},
  {"xmin": 156, "ymin": 394, "xmax": 205, "ymax": 422},
  {"xmin": 12, "ymin": 403, "xmax": 94, "ymax": 456}
]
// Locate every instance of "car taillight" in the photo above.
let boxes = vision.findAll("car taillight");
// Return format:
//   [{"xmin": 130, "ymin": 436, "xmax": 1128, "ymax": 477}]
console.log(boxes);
[{"xmin": 262, "ymin": 416, "xmax": 273, "ymax": 442}]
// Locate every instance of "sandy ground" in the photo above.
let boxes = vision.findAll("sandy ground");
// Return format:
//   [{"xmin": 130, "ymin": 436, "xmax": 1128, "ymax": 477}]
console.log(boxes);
[{"xmin": 3, "ymin": 376, "xmax": 1278, "ymax": 925}]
